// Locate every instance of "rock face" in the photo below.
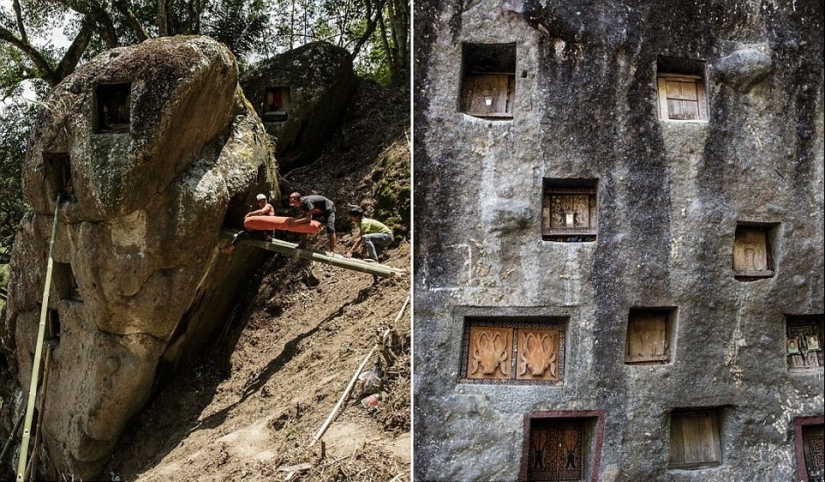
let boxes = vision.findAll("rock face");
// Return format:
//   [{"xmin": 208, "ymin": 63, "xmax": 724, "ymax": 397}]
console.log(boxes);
[
  {"xmin": 414, "ymin": 1, "xmax": 823, "ymax": 481},
  {"xmin": 240, "ymin": 41, "xmax": 357, "ymax": 170},
  {"xmin": 2, "ymin": 36, "xmax": 276, "ymax": 479}
]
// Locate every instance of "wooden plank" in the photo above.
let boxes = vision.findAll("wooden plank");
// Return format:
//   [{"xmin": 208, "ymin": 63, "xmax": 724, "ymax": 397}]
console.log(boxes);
[
  {"xmin": 657, "ymin": 77, "xmax": 670, "ymax": 120},
  {"xmin": 669, "ymin": 415, "xmax": 685, "ymax": 466},
  {"xmin": 733, "ymin": 228, "xmax": 769, "ymax": 273},
  {"xmin": 697, "ymin": 81, "xmax": 708, "ymax": 120}
]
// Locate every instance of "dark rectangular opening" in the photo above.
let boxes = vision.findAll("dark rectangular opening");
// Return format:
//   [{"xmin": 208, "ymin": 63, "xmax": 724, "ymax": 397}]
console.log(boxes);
[
  {"xmin": 43, "ymin": 152, "xmax": 75, "ymax": 202},
  {"xmin": 263, "ymin": 86, "xmax": 290, "ymax": 122},
  {"xmin": 96, "ymin": 83, "xmax": 132, "ymax": 133},
  {"xmin": 656, "ymin": 57, "xmax": 708, "ymax": 121},
  {"xmin": 52, "ymin": 262, "xmax": 82, "ymax": 302}
]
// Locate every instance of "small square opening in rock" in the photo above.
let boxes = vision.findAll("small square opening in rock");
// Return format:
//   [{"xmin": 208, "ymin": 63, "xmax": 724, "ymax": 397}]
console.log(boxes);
[
  {"xmin": 263, "ymin": 86, "xmax": 290, "ymax": 122},
  {"xmin": 656, "ymin": 57, "xmax": 708, "ymax": 122},
  {"xmin": 460, "ymin": 43, "xmax": 516, "ymax": 119},
  {"xmin": 96, "ymin": 83, "xmax": 132, "ymax": 133},
  {"xmin": 625, "ymin": 308, "xmax": 674, "ymax": 365},
  {"xmin": 669, "ymin": 408, "xmax": 722, "ymax": 470},
  {"xmin": 786, "ymin": 315, "xmax": 824, "ymax": 371},
  {"xmin": 733, "ymin": 223, "xmax": 777, "ymax": 279},
  {"xmin": 542, "ymin": 179, "xmax": 598, "ymax": 242}
]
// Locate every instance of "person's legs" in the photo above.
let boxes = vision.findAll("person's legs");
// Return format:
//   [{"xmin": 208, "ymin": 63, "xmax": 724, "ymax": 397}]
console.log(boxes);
[
  {"xmin": 362, "ymin": 233, "xmax": 392, "ymax": 259},
  {"xmin": 325, "ymin": 210, "xmax": 336, "ymax": 253}
]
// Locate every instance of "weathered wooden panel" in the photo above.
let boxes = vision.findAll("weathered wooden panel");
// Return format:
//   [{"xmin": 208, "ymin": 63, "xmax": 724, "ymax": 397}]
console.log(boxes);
[
  {"xmin": 461, "ymin": 73, "xmax": 513, "ymax": 117},
  {"xmin": 466, "ymin": 325, "xmax": 512, "ymax": 379},
  {"xmin": 626, "ymin": 311, "xmax": 669, "ymax": 363},
  {"xmin": 733, "ymin": 227, "xmax": 772, "ymax": 276},
  {"xmin": 670, "ymin": 411, "xmax": 721, "ymax": 469},
  {"xmin": 528, "ymin": 420, "xmax": 584, "ymax": 481}
]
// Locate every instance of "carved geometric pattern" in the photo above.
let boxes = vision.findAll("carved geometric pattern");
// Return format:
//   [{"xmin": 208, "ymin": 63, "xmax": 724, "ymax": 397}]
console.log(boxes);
[
  {"xmin": 466, "ymin": 326, "xmax": 511, "ymax": 380},
  {"xmin": 461, "ymin": 319, "xmax": 566, "ymax": 385},
  {"xmin": 803, "ymin": 426, "xmax": 824, "ymax": 479},
  {"xmin": 517, "ymin": 329, "xmax": 559, "ymax": 381},
  {"xmin": 528, "ymin": 419, "xmax": 584, "ymax": 481}
]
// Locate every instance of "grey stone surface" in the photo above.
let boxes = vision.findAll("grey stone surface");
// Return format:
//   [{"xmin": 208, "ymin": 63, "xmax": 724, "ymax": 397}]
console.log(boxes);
[
  {"xmin": 414, "ymin": 0, "xmax": 824, "ymax": 481},
  {"xmin": 2, "ymin": 36, "xmax": 276, "ymax": 479},
  {"xmin": 240, "ymin": 41, "xmax": 357, "ymax": 170}
]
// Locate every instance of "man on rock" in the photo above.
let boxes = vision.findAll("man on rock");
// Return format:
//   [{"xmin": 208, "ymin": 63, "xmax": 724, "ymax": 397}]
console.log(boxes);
[{"xmin": 220, "ymin": 193, "xmax": 275, "ymax": 254}]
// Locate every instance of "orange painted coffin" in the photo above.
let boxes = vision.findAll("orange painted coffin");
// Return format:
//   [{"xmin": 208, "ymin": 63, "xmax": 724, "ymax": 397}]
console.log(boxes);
[{"xmin": 244, "ymin": 216, "xmax": 322, "ymax": 234}]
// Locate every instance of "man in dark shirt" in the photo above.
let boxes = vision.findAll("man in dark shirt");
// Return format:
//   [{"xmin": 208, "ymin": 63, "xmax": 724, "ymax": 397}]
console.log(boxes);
[{"xmin": 287, "ymin": 192, "xmax": 337, "ymax": 253}]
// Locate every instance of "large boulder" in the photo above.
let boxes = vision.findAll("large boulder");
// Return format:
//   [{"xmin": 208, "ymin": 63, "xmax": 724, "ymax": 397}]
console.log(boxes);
[
  {"xmin": 241, "ymin": 41, "xmax": 357, "ymax": 169},
  {"xmin": 2, "ymin": 36, "xmax": 276, "ymax": 479}
]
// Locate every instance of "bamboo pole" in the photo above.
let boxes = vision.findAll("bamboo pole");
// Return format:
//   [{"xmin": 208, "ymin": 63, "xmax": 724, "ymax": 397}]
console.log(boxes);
[
  {"xmin": 222, "ymin": 231, "xmax": 405, "ymax": 278},
  {"xmin": 309, "ymin": 345, "xmax": 376, "ymax": 447},
  {"xmin": 17, "ymin": 198, "xmax": 60, "ymax": 482},
  {"xmin": 25, "ymin": 344, "xmax": 53, "ymax": 481},
  {"xmin": 0, "ymin": 413, "xmax": 25, "ymax": 465}
]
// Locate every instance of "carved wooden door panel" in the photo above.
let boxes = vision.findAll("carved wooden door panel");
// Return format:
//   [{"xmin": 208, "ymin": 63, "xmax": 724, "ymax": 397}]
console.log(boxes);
[
  {"xmin": 528, "ymin": 420, "xmax": 584, "ymax": 481},
  {"xmin": 466, "ymin": 326, "xmax": 512, "ymax": 380},
  {"xmin": 804, "ymin": 426, "xmax": 825, "ymax": 482}
]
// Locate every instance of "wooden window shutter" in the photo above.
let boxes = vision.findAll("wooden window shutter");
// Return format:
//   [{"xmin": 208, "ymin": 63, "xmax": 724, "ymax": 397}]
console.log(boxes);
[{"xmin": 669, "ymin": 410, "xmax": 722, "ymax": 469}]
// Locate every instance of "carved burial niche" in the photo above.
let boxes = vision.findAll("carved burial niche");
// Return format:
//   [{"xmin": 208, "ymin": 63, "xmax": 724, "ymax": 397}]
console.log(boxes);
[
  {"xmin": 786, "ymin": 315, "xmax": 824, "ymax": 371},
  {"xmin": 625, "ymin": 308, "xmax": 674, "ymax": 364},
  {"xmin": 669, "ymin": 408, "xmax": 723, "ymax": 470},
  {"xmin": 460, "ymin": 43, "xmax": 516, "ymax": 119},
  {"xmin": 542, "ymin": 179, "xmax": 598, "ymax": 242},
  {"xmin": 95, "ymin": 83, "xmax": 131, "ymax": 133},
  {"xmin": 656, "ymin": 57, "xmax": 708, "ymax": 122},
  {"xmin": 263, "ymin": 86, "xmax": 290, "ymax": 122},
  {"xmin": 733, "ymin": 223, "xmax": 776, "ymax": 279},
  {"xmin": 794, "ymin": 417, "xmax": 825, "ymax": 482},
  {"xmin": 461, "ymin": 317, "xmax": 565, "ymax": 385},
  {"xmin": 52, "ymin": 263, "xmax": 82, "ymax": 302},
  {"xmin": 521, "ymin": 411, "xmax": 605, "ymax": 482},
  {"xmin": 43, "ymin": 152, "xmax": 75, "ymax": 202}
]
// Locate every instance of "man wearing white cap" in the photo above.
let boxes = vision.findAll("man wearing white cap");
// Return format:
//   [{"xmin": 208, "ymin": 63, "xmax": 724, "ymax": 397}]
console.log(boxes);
[{"xmin": 221, "ymin": 193, "xmax": 275, "ymax": 254}]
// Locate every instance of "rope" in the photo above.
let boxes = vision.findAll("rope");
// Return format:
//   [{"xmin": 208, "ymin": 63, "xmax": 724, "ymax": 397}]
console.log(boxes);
[{"xmin": 17, "ymin": 196, "xmax": 60, "ymax": 481}]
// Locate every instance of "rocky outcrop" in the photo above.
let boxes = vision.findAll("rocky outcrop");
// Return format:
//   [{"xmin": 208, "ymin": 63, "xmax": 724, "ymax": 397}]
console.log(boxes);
[
  {"xmin": 414, "ymin": 0, "xmax": 823, "ymax": 481},
  {"xmin": 2, "ymin": 36, "xmax": 276, "ymax": 479},
  {"xmin": 241, "ymin": 41, "xmax": 357, "ymax": 170}
]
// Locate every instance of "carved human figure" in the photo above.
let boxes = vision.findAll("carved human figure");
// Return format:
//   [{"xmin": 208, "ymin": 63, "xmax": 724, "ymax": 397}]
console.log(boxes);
[
  {"xmin": 470, "ymin": 328, "xmax": 510, "ymax": 377},
  {"xmin": 531, "ymin": 429, "xmax": 547, "ymax": 469},
  {"xmin": 564, "ymin": 429, "xmax": 579, "ymax": 470}
]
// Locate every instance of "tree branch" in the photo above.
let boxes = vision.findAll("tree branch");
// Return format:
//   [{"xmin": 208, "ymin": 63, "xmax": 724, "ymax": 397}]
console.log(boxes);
[
  {"xmin": 350, "ymin": 0, "xmax": 386, "ymax": 60},
  {"xmin": 0, "ymin": 27, "xmax": 60, "ymax": 85},
  {"xmin": 114, "ymin": 0, "xmax": 151, "ymax": 42},
  {"xmin": 56, "ymin": 19, "xmax": 95, "ymax": 80},
  {"xmin": 12, "ymin": 0, "xmax": 28, "ymax": 44}
]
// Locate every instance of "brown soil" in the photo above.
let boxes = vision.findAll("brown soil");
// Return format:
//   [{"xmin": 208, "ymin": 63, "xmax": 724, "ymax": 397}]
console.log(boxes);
[{"xmin": 104, "ymin": 79, "xmax": 410, "ymax": 482}]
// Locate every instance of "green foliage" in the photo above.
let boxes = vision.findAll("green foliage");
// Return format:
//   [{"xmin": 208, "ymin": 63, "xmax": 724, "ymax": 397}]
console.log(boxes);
[{"xmin": 0, "ymin": 97, "xmax": 33, "ymax": 264}]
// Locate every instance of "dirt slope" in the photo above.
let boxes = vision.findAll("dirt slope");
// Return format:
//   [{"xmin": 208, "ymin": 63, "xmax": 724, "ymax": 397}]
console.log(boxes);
[{"xmin": 104, "ymin": 79, "xmax": 411, "ymax": 482}]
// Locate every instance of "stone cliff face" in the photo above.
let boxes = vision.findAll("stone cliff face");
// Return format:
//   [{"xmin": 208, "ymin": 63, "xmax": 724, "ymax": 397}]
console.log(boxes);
[
  {"xmin": 2, "ymin": 36, "xmax": 277, "ymax": 478},
  {"xmin": 414, "ymin": 0, "xmax": 823, "ymax": 481},
  {"xmin": 241, "ymin": 41, "xmax": 357, "ymax": 170}
]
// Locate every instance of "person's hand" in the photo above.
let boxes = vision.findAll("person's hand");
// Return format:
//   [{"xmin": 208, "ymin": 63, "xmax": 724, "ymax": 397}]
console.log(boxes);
[
  {"xmin": 345, "ymin": 251, "xmax": 352, "ymax": 258},
  {"xmin": 286, "ymin": 218, "xmax": 294, "ymax": 225}
]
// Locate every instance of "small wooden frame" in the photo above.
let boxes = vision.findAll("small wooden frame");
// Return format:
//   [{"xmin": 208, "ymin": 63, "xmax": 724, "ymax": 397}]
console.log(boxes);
[
  {"xmin": 669, "ymin": 408, "xmax": 722, "ymax": 470},
  {"xmin": 460, "ymin": 43, "xmax": 516, "ymax": 119},
  {"xmin": 460, "ymin": 318, "xmax": 566, "ymax": 385},
  {"xmin": 657, "ymin": 74, "xmax": 708, "ymax": 121},
  {"xmin": 263, "ymin": 86, "xmax": 290, "ymax": 122},
  {"xmin": 542, "ymin": 180, "xmax": 598, "ymax": 242},
  {"xmin": 733, "ymin": 224, "xmax": 774, "ymax": 278},
  {"xmin": 786, "ymin": 316, "xmax": 824, "ymax": 371},
  {"xmin": 625, "ymin": 309, "xmax": 671, "ymax": 364},
  {"xmin": 96, "ymin": 83, "xmax": 131, "ymax": 133}
]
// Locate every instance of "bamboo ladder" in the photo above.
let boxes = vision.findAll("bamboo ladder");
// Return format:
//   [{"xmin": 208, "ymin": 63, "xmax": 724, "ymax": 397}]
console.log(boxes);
[{"xmin": 16, "ymin": 196, "xmax": 60, "ymax": 482}]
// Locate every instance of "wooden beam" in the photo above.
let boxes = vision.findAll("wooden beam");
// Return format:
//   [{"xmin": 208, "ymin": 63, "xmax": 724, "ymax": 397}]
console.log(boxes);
[{"xmin": 222, "ymin": 231, "xmax": 405, "ymax": 278}]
